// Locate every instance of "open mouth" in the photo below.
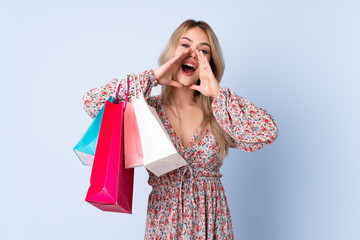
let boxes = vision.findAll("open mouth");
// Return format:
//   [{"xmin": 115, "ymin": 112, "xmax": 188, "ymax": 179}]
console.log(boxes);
[{"xmin": 181, "ymin": 62, "xmax": 197, "ymax": 76}]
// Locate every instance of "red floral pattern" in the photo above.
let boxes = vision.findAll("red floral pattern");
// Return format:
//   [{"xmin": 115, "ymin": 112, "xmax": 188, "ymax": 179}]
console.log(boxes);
[{"xmin": 83, "ymin": 70, "xmax": 279, "ymax": 239}]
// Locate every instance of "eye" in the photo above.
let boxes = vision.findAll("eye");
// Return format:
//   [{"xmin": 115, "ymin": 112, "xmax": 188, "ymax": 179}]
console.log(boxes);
[
  {"xmin": 182, "ymin": 44, "xmax": 190, "ymax": 48},
  {"xmin": 200, "ymin": 49, "xmax": 208, "ymax": 54}
]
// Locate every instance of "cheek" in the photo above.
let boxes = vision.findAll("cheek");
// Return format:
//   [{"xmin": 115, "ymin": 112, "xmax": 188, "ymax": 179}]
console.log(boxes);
[
  {"xmin": 174, "ymin": 46, "xmax": 183, "ymax": 58},
  {"xmin": 206, "ymin": 54, "xmax": 211, "ymax": 62}
]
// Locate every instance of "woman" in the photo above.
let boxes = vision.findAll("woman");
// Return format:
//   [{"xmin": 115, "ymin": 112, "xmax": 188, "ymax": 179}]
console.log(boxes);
[{"xmin": 83, "ymin": 19, "xmax": 278, "ymax": 239}]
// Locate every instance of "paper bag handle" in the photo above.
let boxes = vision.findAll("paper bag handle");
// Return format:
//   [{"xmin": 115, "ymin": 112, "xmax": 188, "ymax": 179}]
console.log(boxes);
[
  {"xmin": 134, "ymin": 74, "xmax": 143, "ymax": 98},
  {"xmin": 115, "ymin": 75, "xmax": 130, "ymax": 108}
]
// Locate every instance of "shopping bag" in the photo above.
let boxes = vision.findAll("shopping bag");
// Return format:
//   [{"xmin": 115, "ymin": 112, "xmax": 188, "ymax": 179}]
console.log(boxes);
[
  {"xmin": 130, "ymin": 75, "xmax": 188, "ymax": 176},
  {"xmin": 73, "ymin": 104, "xmax": 105, "ymax": 166},
  {"xmin": 85, "ymin": 78, "xmax": 134, "ymax": 213},
  {"xmin": 124, "ymin": 101, "xmax": 143, "ymax": 168}
]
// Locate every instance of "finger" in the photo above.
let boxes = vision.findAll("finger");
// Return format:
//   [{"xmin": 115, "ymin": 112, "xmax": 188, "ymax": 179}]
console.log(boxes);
[
  {"xmin": 196, "ymin": 50, "xmax": 204, "ymax": 71},
  {"xmin": 195, "ymin": 49, "xmax": 201, "ymax": 62},
  {"xmin": 197, "ymin": 50, "xmax": 206, "ymax": 71},
  {"xmin": 196, "ymin": 50, "xmax": 202, "ymax": 64},
  {"xmin": 188, "ymin": 84, "xmax": 201, "ymax": 92},
  {"xmin": 200, "ymin": 50, "xmax": 209, "ymax": 70},
  {"xmin": 167, "ymin": 48, "xmax": 190, "ymax": 67},
  {"xmin": 170, "ymin": 80, "xmax": 184, "ymax": 88},
  {"xmin": 174, "ymin": 48, "xmax": 191, "ymax": 63}
]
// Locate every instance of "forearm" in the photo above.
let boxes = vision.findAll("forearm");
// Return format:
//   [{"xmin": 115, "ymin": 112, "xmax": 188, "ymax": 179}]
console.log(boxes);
[{"xmin": 83, "ymin": 69, "xmax": 158, "ymax": 118}]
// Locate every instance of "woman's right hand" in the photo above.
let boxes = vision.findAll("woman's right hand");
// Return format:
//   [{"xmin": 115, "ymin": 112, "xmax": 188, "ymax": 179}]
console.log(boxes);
[{"xmin": 153, "ymin": 48, "xmax": 191, "ymax": 88}]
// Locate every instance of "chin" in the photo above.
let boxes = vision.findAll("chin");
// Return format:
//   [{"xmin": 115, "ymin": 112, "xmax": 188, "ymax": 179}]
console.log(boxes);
[
  {"xmin": 180, "ymin": 80, "xmax": 197, "ymax": 87},
  {"xmin": 176, "ymin": 72, "xmax": 199, "ymax": 87}
]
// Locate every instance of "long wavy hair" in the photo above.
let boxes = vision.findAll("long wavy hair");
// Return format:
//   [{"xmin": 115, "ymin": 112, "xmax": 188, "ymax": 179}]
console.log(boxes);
[{"xmin": 159, "ymin": 19, "xmax": 234, "ymax": 159}]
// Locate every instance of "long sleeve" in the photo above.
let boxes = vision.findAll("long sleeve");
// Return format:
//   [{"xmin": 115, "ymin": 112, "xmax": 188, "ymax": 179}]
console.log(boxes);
[
  {"xmin": 211, "ymin": 87, "xmax": 279, "ymax": 152},
  {"xmin": 83, "ymin": 69, "xmax": 158, "ymax": 119}
]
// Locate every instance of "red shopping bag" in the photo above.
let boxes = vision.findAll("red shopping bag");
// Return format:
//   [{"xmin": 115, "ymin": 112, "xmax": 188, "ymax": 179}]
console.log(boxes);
[{"xmin": 85, "ymin": 78, "xmax": 134, "ymax": 213}]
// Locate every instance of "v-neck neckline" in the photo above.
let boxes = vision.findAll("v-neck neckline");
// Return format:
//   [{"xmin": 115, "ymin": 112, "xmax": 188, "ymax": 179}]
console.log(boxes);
[{"xmin": 160, "ymin": 103, "xmax": 203, "ymax": 150}]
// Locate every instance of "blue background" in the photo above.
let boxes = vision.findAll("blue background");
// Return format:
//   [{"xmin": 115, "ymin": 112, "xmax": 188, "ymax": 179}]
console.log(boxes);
[{"xmin": 1, "ymin": 0, "xmax": 359, "ymax": 239}]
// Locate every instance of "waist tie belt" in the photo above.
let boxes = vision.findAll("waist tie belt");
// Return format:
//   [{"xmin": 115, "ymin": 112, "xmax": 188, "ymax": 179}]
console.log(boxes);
[{"xmin": 179, "ymin": 166, "xmax": 221, "ymax": 193}]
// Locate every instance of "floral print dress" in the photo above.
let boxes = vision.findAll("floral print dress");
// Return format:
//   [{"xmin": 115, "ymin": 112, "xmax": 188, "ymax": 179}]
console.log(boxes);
[{"xmin": 83, "ymin": 70, "xmax": 279, "ymax": 239}]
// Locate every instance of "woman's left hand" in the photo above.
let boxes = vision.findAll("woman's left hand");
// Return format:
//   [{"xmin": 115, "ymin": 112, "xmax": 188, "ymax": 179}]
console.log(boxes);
[{"xmin": 189, "ymin": 50, "xmax": 221, "ymax": 98}]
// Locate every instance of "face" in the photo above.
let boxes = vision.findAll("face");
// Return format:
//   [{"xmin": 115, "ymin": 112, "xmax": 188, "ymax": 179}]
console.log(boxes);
[{"xmin": 174, "ymin": 27, "xmax": 211, "ymax": 86}]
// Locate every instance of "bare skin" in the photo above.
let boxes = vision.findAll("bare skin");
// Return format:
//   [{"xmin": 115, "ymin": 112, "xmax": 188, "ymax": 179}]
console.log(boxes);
[{"xmin": 153, "ymin": 27, "xmax": 221, "ymax": 148}]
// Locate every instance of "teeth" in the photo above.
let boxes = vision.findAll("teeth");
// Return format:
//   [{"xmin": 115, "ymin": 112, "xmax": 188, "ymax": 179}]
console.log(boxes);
[{"xmin": 183, "ymin": 63, "xmax": 196, "ymax": 69}]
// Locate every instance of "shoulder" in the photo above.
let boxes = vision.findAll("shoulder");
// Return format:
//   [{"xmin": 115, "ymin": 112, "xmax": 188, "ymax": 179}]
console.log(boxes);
[{"xmin": 146, "ymin": 95, "xmax": 162, "ymax": 108}]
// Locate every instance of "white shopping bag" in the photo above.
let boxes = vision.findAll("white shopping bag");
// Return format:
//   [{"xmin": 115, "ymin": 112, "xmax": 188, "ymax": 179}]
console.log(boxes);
[{"xmin": 131, "ymin": 75, "xmax": 188, "ymax": 176}]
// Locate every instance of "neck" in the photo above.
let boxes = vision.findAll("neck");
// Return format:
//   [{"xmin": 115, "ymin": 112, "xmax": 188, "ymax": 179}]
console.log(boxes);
[{"xmin": 171, "ymin": 87, "xmax": 197, "ymax": 107}]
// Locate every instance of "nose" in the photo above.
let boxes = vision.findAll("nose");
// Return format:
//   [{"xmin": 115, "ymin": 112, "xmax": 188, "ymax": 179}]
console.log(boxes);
[
  {"xmin": 187, "ymin": 48, "xmax": 197, "ymax": 60},
  {"xmin": 188, "ymin": 49, "xmax": 198, "ymax": 60}
]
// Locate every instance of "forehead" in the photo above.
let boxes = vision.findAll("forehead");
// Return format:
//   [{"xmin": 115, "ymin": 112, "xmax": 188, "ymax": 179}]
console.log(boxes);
[{"xmin": 181, "ymin": 27, "xmax": 210, "ymax": 44}]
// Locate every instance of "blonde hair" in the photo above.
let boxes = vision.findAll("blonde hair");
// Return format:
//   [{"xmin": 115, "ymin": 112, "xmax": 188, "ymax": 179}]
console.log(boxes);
[{"xmin": 159, "ymin": 19, "xmax": 234, "ymax": 159}]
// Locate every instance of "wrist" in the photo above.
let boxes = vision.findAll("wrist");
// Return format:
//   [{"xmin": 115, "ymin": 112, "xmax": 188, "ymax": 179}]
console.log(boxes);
[
  {"xmin": 211, "ymin": 85, "xmax": 221, "ymax": 98},
  {"xmin": 153, "ymin": 68, "xmax": 159, "ymax": 80}
]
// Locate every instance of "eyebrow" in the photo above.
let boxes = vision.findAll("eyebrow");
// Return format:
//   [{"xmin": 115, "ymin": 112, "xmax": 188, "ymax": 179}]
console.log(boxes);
[{"xmin": 181, "ymin": 37, "xmax": 211, "ymax": 48}]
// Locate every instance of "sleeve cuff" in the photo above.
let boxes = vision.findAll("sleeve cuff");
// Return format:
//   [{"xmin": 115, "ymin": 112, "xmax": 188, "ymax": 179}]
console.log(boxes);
[
  {"xmin": 211, "ymin": 87, "xmax": 229, "ymax": 108},
  {"xmin": 146, "ymin": 69, "xmax": 159, "ymax": 88}
]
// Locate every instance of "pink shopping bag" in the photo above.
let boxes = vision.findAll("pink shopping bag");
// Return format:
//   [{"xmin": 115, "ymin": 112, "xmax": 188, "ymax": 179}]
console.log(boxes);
[
  {"xmin": 85, "ymin": 78, "xmax": 133, "ymax": 213},
  {"xmin": 124, "ymin": 101, "xmax": 143, "ymax": 169}
]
